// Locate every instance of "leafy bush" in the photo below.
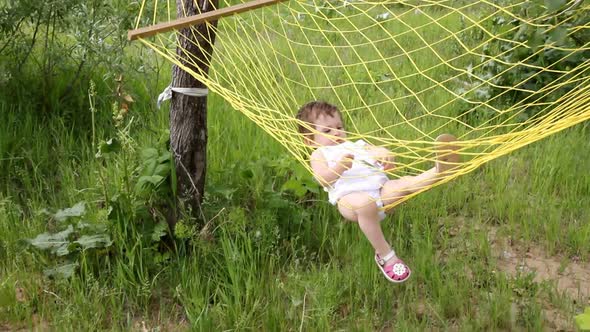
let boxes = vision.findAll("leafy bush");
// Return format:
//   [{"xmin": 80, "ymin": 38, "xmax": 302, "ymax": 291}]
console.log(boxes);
[
  {"xmin": 199, "ymin": 156, "xmax": 322, "ymax": 261},
  {"xmin": 468, "ymin": 0, "xmax": 589, "ymax": 115},
  {"xmin": 0, "ymin": 0, "xmax": 138, "ymax": 118}
]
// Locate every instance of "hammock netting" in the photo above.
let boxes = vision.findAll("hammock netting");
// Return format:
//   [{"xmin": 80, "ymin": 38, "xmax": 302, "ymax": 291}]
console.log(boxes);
[{"xmin": 132, "ymin": 0, "xmax": 590, "ymax": 208}]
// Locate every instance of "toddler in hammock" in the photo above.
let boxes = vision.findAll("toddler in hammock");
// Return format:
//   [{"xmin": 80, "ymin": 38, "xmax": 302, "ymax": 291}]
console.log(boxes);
[{"xmin": 296, "ymin": 101, "xmax": 460, "ymax": 283}]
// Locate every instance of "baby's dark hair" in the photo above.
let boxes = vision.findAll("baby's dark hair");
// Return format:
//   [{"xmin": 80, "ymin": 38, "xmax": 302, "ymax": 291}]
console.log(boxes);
[{"xmin": 296, "ymin": 101, "xmax": 342, "ymax": 136}]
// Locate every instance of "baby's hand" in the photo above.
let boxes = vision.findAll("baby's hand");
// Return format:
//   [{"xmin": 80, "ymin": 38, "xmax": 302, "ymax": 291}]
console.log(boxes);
[
  {"xmin": 372, "ymin": 147, "xmax": 395, "ymax": 171},
  {"xmin": 339, "ymin": 153, "xmax": 355, "ymax": 170},
  {"xmin": 380, "ymin": 153, "xmax": 395, "ymax": 171}
]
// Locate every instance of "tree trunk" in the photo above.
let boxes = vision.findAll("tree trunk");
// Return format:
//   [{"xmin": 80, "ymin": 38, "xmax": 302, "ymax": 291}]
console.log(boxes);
[{"xmin": 170, "ymin": 0, "xmax": 218, "ymax": 226}]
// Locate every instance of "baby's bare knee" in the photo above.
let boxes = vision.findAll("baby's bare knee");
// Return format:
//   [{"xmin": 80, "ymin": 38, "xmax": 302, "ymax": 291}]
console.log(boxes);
[{"xmin": 338, "ymin": 192, "xmax": 378, "ymax": 217}]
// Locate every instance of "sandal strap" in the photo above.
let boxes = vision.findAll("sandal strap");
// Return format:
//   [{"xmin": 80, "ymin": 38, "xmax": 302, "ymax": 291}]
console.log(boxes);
[{"xmin": 377, "ymin": 250, "xmax": 396, "ymax": 266}]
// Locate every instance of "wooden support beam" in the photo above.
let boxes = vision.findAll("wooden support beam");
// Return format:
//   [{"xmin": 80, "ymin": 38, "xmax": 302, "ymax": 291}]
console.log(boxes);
[{"xmin": 128, "ymin": 0, "xmax": 288, "ymax": 40}]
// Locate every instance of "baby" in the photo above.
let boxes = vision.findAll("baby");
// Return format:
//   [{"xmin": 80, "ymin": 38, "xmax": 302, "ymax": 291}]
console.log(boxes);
[{"xmin": 296, "ymin": 101, "xmax": 460, "ymax": 283}]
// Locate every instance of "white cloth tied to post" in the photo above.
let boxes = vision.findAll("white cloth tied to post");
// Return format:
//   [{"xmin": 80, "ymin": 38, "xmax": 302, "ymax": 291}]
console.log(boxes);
[{"xmin": 157, "ymin": 85, "xmax": 209, "ymax": 109}]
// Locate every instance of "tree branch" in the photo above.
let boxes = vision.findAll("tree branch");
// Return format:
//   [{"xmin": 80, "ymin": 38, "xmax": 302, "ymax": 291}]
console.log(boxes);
[
  {"xmin": 17, "ymin": 11, "xmax": 42, "ymax": 71},
  {"xmin": 0, "ymin": 17, "xmax": 26, "ymax": 56}
]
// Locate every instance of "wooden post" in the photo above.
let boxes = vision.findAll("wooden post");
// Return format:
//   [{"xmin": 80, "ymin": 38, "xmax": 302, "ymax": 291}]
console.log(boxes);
[{"xmin": 128, "ymin": 0, "xmax": 288, "ymax": 40}]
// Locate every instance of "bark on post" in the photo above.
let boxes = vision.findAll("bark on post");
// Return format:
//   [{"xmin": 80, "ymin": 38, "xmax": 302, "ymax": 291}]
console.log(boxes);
[{"xmin": 170, "ymin": 0, "xmax": 218, "ymax": 226}]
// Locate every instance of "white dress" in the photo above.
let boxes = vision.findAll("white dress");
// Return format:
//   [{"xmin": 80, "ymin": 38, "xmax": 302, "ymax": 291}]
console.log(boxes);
[{"xmin": 317, "ymin": 140, "xmax": 389, "ymax": 219}]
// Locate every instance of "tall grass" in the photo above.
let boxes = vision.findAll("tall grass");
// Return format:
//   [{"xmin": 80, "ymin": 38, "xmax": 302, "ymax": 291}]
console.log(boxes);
[{"xmin": 1, "ymin": 4, "xmax": 589, "ymax": 332}]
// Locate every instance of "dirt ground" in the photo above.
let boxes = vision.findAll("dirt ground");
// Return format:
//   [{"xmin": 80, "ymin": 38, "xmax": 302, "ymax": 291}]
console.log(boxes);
[{"xmin": 489, "ymin": 227, "xmax": 590, "ymax": 331}]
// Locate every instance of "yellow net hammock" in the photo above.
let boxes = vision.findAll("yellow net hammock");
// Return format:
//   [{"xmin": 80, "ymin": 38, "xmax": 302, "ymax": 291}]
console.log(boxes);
[{"xmin": 130, "ymin": 0, "xmax": 590, "ymax": 209}]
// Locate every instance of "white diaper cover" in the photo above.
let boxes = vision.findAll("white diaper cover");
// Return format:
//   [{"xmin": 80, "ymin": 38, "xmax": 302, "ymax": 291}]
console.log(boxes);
[{"xmin": 319, "ymin": 140, "xmax": 389, "ymax": 221}]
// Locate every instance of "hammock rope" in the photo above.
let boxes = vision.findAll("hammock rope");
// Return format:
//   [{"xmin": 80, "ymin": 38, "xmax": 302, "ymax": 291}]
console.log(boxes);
[{"xmin": 130, "ymin": 0, "xmax": 590, "ymax": 208}]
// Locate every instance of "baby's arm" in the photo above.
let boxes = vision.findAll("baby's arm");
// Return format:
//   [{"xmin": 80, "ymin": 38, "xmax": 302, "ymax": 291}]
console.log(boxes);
[{"xmin": 310, "ymin": 149, "xmax": 353, "ymax": 187}]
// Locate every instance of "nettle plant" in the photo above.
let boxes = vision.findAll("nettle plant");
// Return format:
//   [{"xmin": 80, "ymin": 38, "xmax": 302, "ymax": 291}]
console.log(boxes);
[
  {"xmin": 25, "ymin": 80, "xmax": 174, "ymax": 278},
  {"xmin": 459, "ymin": 0, "xmax": 589, "ymax": 116},
  {"xmin": 27, "ymin": 202, "xmax": 112, "ymax": 278}
]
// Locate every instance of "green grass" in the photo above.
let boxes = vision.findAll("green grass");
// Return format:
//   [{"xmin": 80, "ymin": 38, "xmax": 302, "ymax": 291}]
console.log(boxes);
[
  {"xmin": 1, "ymin": 90, "xmax": 588, "ymax": 330},
  {"xmin": 1, "ymin": 3, "xmax": 590, "ymax": 331}
]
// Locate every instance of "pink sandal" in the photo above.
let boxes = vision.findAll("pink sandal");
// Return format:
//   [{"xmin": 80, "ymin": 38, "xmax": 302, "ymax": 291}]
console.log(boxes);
[{"xmin": 375, "ymin": 251, "xmax": 411, "ymax": 283}]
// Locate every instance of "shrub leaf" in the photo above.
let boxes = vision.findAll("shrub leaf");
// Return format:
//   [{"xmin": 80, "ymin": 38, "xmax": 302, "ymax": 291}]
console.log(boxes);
[
  {"xmin": 53, "ymin": 202, "xmax": 86, "ymax": 221},
  {"xmin": 75, "ymin": 234, "xmax": 112, "ymax": 249},
  {"xmin": 44, "ymin": 262, "xmax": 79, "ymax": 279},
  {"xmin": 28, "ymin": 225, "xmax": 74, "ymax": 256}
]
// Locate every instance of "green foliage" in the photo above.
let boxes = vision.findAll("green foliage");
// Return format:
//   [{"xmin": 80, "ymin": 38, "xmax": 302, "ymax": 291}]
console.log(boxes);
[
  {"xmin": 49, "ymin": 202, "xmax": 86, "ymax": 222},
  {"xmin": 575, "ymin": 307, "xmax": 590, "ymax": 331},
  {"xmin": 0, "ymin": 0, "xmax": 139, "ymax": 119},
  {"xmin": 0, "ymin": 279, "xmax": 16, "ymax": 308},
  {"xmin": 28, "ymin": 225, "xmax": 76, "ymax": 256},
  {"xmin": 200, "ymin": 155, "xmax": 322, "ymax": 263},
  {"xmin": 95, "ymin": 131, "xmax": 174, "ymax": 276},
  {"xmin": 19, "ymin": 81, "xmax": 175, "ymax": 282},
  {"xmin": 205, "ymin": 156, "xmax": 319, "ymax": 229},
  {"xmin": 22, "ymin": 143, "xmax": 175, "ymax": 282},
  {"xmin": 469, "ymin": 1, "xmax": 589, "ymax": 114},
  {"xmin": 134, "ymin": 144, "xmax": 173, "ymax": 199},
  {"xmin": 97, "ymin": 138, "xmax": 122, "ymax": 156},
  {"xmin": 27, "ymin": 201, "xmax": 112, "ymax": 278},
  {"xmin": 280, "ymin": 161, "xmax": 320, "ymax": 198}
]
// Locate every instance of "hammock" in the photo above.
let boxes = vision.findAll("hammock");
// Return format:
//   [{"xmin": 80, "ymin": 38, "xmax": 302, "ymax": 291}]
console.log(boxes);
[{"xmin": 129, "ymin": 0, "xmax": 590, "ymax": 208}]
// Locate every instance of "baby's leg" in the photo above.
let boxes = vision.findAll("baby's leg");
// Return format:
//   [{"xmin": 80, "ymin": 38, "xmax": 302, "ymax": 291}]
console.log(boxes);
[
  {"xmin": 337, "ymin": 192, "xmax": 392, "ymax": 258},
  {"xmin": 380, "ymin": 175, "xmax": 431, "ymax": 208},
  {"xmin": 381, "ymin": 134, "xmax": 460, "ymax": 208}
]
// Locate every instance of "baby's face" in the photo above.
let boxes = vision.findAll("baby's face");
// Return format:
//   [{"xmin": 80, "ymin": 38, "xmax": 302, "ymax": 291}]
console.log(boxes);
[{"xmin": 311, "ymin": 113, "xmax": 346, "ymax": 147}]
